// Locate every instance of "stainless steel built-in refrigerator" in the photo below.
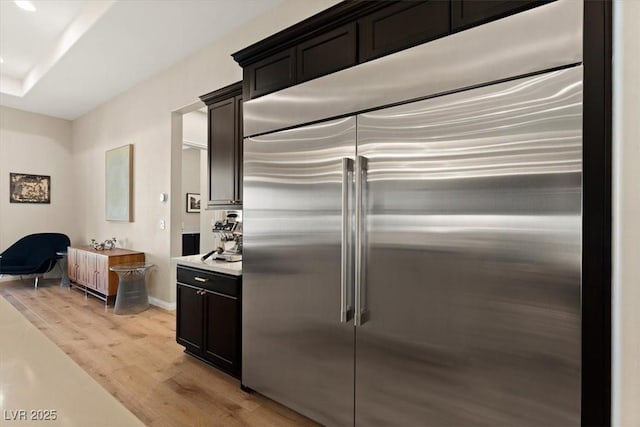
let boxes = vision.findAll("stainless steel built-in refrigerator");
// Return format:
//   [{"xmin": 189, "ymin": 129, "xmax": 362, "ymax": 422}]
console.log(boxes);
[{"xmin": 242, "ymin": 1, "xmax": 583, "ymax": 426}]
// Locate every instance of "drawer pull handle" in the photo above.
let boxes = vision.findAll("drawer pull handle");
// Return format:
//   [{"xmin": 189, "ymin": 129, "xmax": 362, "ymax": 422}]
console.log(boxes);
[{"xmin": 194, "ymin": 277, "xmax": 209, "ymax": 283}]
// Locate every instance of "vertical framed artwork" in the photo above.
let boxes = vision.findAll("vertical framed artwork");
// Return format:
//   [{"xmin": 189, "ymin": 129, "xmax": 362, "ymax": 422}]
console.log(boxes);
[
  {"xmin": 105, "ymin": 144, "xmax": 133, "ymax": 222},
  {"xmin": 9, "ymin": 173, "xmax": 51, "ymax": 204},
  {"xmin": 186, "ymin": 193, "xmax": 201, "ymax": 213}
]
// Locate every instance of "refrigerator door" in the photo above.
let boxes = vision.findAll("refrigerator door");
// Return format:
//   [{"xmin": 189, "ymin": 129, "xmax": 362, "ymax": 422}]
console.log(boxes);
[
  {"xmin": 243, "ymin": 117, "xmax": 356, "ymax": 426},
  {"xmin": 355, "ymin": 67, "xmax": 582, "ymax": 426}
]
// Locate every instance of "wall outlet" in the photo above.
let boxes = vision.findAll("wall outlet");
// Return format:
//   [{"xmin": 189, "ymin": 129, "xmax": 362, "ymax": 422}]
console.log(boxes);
[{"xmin": 159, "ymin": 219, "xmax": 166, "ymax": 230}]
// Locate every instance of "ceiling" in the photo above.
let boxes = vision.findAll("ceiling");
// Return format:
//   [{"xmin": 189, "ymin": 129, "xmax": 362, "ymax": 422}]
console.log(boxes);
[{"xmin": 0, "ymin": 0, "xmax": 283, "ymax": 120}]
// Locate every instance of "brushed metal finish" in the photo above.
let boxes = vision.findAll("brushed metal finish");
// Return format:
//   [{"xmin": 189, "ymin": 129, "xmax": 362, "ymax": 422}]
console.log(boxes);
[
  {"xmin": 243, "ymin": 0, "xmax": 582, "ymax": 137},
  {"xmin": 354, "ymin": 67, "xmax": 583, "ymax": 426},
  {"xmin": 243, "ymin": 117, "xmax": 356, "ymax": 426}
]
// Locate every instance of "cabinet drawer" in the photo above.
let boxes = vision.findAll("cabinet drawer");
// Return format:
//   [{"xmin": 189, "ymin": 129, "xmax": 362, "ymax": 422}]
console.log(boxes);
[
  {"xmin": 177, "ymin": 266, "xmax": 240, "ymax": 298},
  {"xmin": 358, "ymin": 1, "xmax": 450, "ymax": 63},
  {"xmin": 297, "ymin": 23, "xmax": 357, "ymax": 83},
  {"xmin": 245, "ymin": 48, "xmax": 296, "ymax": 99}
]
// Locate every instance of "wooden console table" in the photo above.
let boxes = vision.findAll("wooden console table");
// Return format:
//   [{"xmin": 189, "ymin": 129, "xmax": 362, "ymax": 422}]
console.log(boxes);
[{"xmin": 67, "ymin": 246, "xmax": 145, "ymax": 306}]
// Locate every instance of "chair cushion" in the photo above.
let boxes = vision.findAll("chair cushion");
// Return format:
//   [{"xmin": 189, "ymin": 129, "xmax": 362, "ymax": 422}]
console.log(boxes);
[
  {"xmin": 0, "ymin": 232, "xmax": 69, "ymax": 276},
  {"xmin": 1, "ymin": 263, "xmax": 43, "ymax": 274},
  {"xmin": 0, "ymin": 255, "xmax": 25, "ymax": 265}
]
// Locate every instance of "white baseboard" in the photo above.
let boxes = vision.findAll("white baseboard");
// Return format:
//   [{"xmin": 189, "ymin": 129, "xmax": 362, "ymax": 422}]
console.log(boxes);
[{"xmin": 149, "ymin": 296, "xmax": 176, "ymax": 311}]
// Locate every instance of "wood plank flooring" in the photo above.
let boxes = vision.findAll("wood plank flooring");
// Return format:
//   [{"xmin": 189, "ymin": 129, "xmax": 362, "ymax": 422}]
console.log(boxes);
[{"xmin": 0, "ymin": 279, "xmax": 317, "ymax": 427}]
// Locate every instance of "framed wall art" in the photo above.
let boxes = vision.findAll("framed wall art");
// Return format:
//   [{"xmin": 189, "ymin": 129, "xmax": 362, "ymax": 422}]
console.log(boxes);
[
  {"xmin": 9, "ymin": 173, "xmax": 51, "ymax": 204},
  {"xmin": 105, "ymin": 144, "xmax": 133, "ymax": 222},
  {"xmin": 186, "ymin": 193, "xmax": 201, "ymax": 213}
]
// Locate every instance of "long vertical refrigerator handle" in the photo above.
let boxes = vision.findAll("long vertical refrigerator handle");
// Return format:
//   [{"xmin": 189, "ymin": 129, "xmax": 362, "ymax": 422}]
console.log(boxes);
[
  {"xmin": 355, "ymin": 155, "xmax": 369, "ymax": 326},
  {"xmin": 341, "ymin": 158, "xmax": 355, "ymax": 323}
]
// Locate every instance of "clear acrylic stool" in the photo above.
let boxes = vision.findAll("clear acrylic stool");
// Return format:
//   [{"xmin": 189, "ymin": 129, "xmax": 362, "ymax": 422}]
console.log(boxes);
[{"xmin": 110, "ymin": 263, "xmax": 154, "ymax": 315}]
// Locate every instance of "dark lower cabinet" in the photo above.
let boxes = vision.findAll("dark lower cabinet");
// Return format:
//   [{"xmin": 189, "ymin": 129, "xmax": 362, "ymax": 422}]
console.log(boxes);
[
  {"xmin": 176, "ymin": 266, "xmax": 241, "ymax": 378},
  {"xmin": 203, "ymin": 290, "xmax": 239, "ymax": 373},
  {"xmin": 176, "ymin": 283, "xmax": 204, "ymax": 351}
]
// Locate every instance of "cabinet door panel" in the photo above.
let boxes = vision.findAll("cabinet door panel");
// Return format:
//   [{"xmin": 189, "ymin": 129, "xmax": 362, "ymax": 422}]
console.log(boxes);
[
  {"xmin": 246, "ymin": 48, "xmax": 296, "ymax": 99},
  {"xmin": 297, "ymin": 23, "xmax": 357, "ymax": 83},
  {"xmin": 201, "ymin": 82, "xmax": 242, "ymax": 207},
  {"xmin": 67, "ymin": 248, "xmax": 77, "ymax": 281},
  {"xmin": 209, "ymin": 98, "xmax": 236, "ymax": 204},
  {"xmin": 451, "ymin": 0, "xmax": 550, "ymax": 32},
  {"xmin": 176, "ymin": 284, "xmax": 204, "ymax": 351},
  {"xmin": 204, "ymin": 291, "xmax": 239, "ymax": 374},
  {"xmin": 77, "ymin": 250, "xmax": 87, "ymax": 285},
  {"xmin": 235, "ymin": 95, "xmax": 243, "ymax": 204},
  {"xmin": 359, "ymin": 1, "xmax": 450, "ymax": 62},
  {"xmin": 85, "ymin": 253, "xmax": 97, "ymax": 290},
  {"xmin": 95, "ymin": 255, "xmax": 108, "ymax": 294}
]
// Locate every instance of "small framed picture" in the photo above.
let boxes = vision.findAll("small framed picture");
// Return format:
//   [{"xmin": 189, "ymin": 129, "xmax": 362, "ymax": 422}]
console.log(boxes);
[
  {"xmin": 186, "ymin": 193, "xmax": 201, "ymax": 213},
  {"xmin": 10, "ymin": 173, "xmax": 51, "ymax": 204}
]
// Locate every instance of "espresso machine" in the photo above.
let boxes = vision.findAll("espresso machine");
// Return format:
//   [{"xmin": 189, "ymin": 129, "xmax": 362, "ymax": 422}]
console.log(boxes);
[{"xmin": 202, "ymin": 211, "xmax": 242, "ymax": 262}]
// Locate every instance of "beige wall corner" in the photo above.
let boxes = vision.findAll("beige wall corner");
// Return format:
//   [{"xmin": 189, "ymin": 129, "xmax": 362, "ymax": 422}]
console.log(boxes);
[
  {"xmin": 0, "ymin": 106, "xmax": 78, "ymax": 259},
  {"xmin": 612, "ymin": 1, "xmax": 640, "ymax": 426}
]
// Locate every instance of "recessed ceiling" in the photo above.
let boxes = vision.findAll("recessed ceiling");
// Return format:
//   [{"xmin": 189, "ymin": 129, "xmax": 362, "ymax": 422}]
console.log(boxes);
[
  {"xmin": 0, "ymin": 0, "xmax": 85, "ymax": 79},
  {"xmin": 0, "ymin": 0, "xmax": 283, "ymax": 120}
]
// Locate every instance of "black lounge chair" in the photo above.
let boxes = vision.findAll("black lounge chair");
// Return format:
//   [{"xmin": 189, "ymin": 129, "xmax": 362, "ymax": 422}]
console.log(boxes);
[{"xmin": 0, "ymin": 233, "xmax": 70, "ymax": 287}]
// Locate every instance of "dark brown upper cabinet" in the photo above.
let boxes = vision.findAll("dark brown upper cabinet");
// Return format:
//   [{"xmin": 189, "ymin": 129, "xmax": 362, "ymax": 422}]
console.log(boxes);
[
  {"xmin": 451, "ymin": 0, "xmax": 552, "ymax": 32},
  {"xmin": 358, "ymin": 1, "xmax": 450, "ymax": 62},
  {"xmin": 200, "ymin": 82, "xmax": 243, "ymax": 207},
  {"xmin": 233, "ymin": 1, "xmax": 389, "ymax": 100},
  {"xmin": 233, "ymin": 1, "xmax": 552, "ymax": 101},
  {"xmin": 244, "ymin": 48, "xmax": 295, "ymax": 100},
  {"xmin": 297, "ymin": 23, "xmax": 357, "ymax": 83}
]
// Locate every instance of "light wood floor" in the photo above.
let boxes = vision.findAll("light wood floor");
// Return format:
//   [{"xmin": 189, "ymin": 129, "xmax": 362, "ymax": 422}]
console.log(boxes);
[{"xmin": 0, "ymin": 279, "xmax": 317, "ymax": 427}]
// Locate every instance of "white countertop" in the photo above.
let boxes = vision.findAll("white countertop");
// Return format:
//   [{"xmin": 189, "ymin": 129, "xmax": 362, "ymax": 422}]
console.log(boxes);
[
  {"xmin": 0, "ymin": 296, "xmax": 143, "ymax": 427},
  {"xmin": 172, "ymin": 254, "xmax": 242, "ymax": 276}
]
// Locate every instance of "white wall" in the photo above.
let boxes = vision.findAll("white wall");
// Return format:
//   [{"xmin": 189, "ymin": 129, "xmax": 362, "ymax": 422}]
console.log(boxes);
[
  {"xmin": 612, "ymin": 1, "xmax": 640, "ymax": 426},
  {"xmin": 199, "ymin": 149, "xmax": 215, "ymax": 254},
  {"xmin": 181, "ymin": 109, "xmax": 207, "ymax": 232},
  {"xmin": 71, "ymin": 0, "xmax": 341, "ymax": 305},
  {"xmin": 0, "ymin": 106, "xmax": 78, "ymax": 266},
  {"xmin": 181, "ymin": 148, "xmax": 200, "ymax": 232},
  {"xmin": 182, "ymin": 109, "xmax": 207, "ymax": 147}
]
